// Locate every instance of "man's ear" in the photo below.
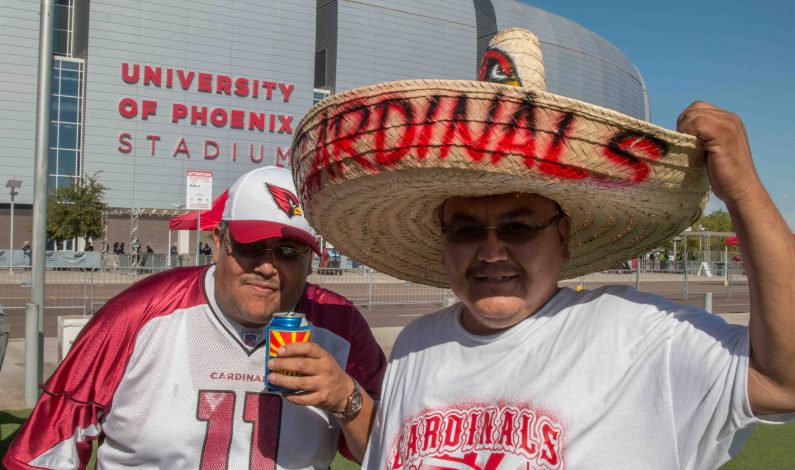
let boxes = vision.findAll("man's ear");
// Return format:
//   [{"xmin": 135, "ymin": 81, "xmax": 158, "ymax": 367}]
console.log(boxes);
[
  {"xmin": 558, "ymin": 215, "xmax": 571, "ymax": 263},
  {"xmin": 213, "ymin": 226, "xmax": 223, "ymax": 253}
]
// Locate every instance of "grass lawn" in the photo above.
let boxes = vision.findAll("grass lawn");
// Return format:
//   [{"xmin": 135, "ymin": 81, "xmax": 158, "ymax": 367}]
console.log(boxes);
[
  {"xmin": 3, "ymin": 409, "xmax": 793, "ymax": 468},
  {"xmin": 720, "ymin": 420, "xmax": 795, "ymax": 469},
  {"xmin": 333, "ymin": 453, "xmax": 361, "ymax": 470},
  {"xmin": 0, "ymin": 409, "xmax": 30, "ymax": 459}
]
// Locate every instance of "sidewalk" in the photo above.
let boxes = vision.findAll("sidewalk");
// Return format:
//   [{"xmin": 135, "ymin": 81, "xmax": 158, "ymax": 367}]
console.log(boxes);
[
  {"xmin": 0, "ymin": 338, "xmax": 59, "ymax": 411},
  {"xmin": 0, "ymin": 314, "xmax": 749, "ymax": 411}
]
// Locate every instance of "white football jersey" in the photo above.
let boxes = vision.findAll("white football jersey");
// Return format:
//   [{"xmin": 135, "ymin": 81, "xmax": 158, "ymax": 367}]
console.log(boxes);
[{"xmin": 5, "ymin": 266, "xmax": 385, "ymax": 469}]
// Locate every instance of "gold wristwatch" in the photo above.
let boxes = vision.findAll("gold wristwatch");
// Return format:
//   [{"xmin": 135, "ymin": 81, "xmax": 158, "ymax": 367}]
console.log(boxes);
[{"xmin": 332, "ymin": 378, "xmax": 363, "ymax": 420}]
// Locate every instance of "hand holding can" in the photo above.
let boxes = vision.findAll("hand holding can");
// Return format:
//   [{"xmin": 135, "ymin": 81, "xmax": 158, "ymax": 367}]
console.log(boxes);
[{"xmin": 265, "ymin": 312, "xmax": 311, "ymax": 393}]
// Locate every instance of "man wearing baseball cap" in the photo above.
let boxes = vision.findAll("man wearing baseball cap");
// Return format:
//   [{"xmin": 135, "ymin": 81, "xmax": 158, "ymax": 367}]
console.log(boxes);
[
  {"xmin": 5, "ymin": 166, "xmax": 386, "ymax": 469},
  {"xmin": 292, "ymin": 30, "xmax": 794, "ymax": 468}
]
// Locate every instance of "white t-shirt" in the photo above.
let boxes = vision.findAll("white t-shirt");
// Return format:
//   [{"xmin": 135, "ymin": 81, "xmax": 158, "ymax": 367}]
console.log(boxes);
[{"xmin": 364, "ymin": 286, "xmax": 790, "ymax": 470}]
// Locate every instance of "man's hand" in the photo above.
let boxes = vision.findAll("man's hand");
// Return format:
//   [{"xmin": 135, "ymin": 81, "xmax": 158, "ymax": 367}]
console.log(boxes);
[
  {"xmin": 267, "ymin": 342, "xmax": 353, "ymax": 413},
  {"xmin": 268, "ymin": 342, "xmax": 376, "ymax": 462},
  {"xmin": 676, "ymin": 101, "xmax": 762, "ymax": 206}
]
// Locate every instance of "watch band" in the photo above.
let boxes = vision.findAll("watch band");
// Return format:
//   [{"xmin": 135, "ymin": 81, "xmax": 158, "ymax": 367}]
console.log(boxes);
[{"xmin": 332, "ymin": 378, "xmax": 363, "ymax": 420}]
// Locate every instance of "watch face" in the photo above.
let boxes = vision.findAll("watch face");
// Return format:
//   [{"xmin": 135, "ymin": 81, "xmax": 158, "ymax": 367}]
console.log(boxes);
[{"xmin": 350, "ymin": 392, "xmax": 363, "ymax": 413}]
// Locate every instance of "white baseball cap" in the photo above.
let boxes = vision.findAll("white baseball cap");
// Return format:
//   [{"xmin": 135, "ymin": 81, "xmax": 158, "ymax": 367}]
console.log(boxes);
[{"xmin": 222, "ymin": 166, "xmax": 319, "ymax": 253}]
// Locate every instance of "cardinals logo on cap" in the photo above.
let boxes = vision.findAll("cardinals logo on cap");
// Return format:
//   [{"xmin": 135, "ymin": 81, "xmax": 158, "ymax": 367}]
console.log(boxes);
[{"xmin": 266, "ymin": 183, "xmax": 303, "ymax": 218}]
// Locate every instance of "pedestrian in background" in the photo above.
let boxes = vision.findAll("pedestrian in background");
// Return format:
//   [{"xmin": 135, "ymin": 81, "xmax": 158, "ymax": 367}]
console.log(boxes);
[
  {"xmin": 112, "ymin": 241, "xmax": 120, "ymax": 267},
  {"xmin": 201, "ymin": 242, "xmax": 212, "ymax": 256},
  {"xmin": 21, "ymin": 241, "xmax": 31, "ymax": 266},
  {"xmin": 131, "ymin": 238, "xmax": 141, "ymax": 267},
  {"xmin": 170, "ymin": 242, "xmax": 179, "ymax": 267}
]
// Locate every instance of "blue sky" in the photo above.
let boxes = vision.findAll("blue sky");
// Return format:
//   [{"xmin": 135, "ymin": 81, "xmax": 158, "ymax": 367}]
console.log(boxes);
[{"xmin": 521, "ymin": 0, "xmax": 795, "ymax": 230}]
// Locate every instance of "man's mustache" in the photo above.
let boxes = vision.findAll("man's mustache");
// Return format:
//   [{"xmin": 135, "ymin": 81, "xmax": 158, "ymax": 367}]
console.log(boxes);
[
  {"xmin": 465, "ymin": 261, "xmax": 524, "ymax": 279},
  {"xmin": 241, "ymin": 276, "xmax": 280, "ymax": 289}
]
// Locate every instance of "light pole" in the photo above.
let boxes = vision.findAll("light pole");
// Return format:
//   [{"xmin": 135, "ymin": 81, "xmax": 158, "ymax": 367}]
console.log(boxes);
[
  {"xmin": 195, "ymin": 209, "xmax": 202, "ymax": 266},
  {"xmin": 6, "ymin": 179, "xmax": 22, "ymax": 273}
]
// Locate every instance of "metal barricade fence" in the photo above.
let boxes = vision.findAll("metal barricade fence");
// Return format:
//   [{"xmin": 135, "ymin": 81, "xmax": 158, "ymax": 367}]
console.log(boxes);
[
  {"xmin": 0, "ymin": 260, "xmax": 749, "ymax": 315},
  {"xmin": 1, "ymin": 268, "xmax": 102, "ymax": 315},
  {"xmin": 0, "ymin": 262, "xmax": 174, "ymax": 315},
  {"xmin": 726, "ymin": 260, "xmax": 748, "ymax": 300},
  {"xmin": 0, "ymin": 269, "xmax": 36, "ymax": 313},
  {"xmin": 559, "ymin": 259, "xmax": 749, "ymax": 301},
  {"xmin": 307, "ymin": 268, "xmax": 451, "ymax": 309},
  {"xmin": 105, "ymin": 253, "xmax": 214, "ymax": 270},
  {"xmin": 307, "ymin": 268, "xmax": 372, "ymax": 305},
  {"xmin": 84, "ymin": 267, "xmax": 168, "ymax": 313}
]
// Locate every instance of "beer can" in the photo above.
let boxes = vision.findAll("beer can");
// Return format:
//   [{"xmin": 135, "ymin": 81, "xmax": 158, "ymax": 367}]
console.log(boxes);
[{"xmin": 265, "ymin": 312, "xmax": 312, "ymax": 393}]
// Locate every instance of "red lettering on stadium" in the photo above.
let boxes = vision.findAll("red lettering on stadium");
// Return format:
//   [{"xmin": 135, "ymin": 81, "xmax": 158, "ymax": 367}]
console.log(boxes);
[
  {"xmin": 121, "ymin": 63, "xmax": 295, "ymax": 103},
  {"xmin": 116, "ymin": 63, "xmax": 297, "ymax": 155},
  {"xmin": 118, "ymin": 133, "xmax": 289, "ymax": 166},
  {"xmin": 168, "ymin": 102, "xmax": 292, "ymax": 134}
]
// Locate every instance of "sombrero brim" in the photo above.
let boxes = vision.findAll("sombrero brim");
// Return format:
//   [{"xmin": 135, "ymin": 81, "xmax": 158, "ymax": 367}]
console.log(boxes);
[{"xmin": 291, "ymin": 79, "xmax": 709, "ymax": 287}]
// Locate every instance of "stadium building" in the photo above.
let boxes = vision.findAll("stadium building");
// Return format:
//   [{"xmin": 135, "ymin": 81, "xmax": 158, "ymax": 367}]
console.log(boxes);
[{"xmin": 0, "ymin": 0, "xmax": 649, "ymax": 255}]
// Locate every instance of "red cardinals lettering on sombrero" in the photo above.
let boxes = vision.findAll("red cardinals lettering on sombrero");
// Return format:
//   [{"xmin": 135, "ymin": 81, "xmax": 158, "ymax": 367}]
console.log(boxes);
[{"xmin": 266, "ymin": 183, "xmax": 303, "ymax": 218}]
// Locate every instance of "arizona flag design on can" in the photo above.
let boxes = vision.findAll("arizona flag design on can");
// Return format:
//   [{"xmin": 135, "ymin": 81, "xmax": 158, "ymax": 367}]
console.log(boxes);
[{"xmin": 265, "ymin": 312, "xmax": 311, "ymax": 393}]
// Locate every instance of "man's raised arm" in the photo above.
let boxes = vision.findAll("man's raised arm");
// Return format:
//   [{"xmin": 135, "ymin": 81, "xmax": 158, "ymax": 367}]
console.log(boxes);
[{"xmin": 678, "ymin": 101, "xmax": 795, "ymax": 415}]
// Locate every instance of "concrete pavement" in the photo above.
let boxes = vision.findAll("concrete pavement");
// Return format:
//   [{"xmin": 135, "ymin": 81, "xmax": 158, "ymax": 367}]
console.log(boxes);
[{"xmin": 0, "ymin": 338, "xmax": 59, "ymax": 411}]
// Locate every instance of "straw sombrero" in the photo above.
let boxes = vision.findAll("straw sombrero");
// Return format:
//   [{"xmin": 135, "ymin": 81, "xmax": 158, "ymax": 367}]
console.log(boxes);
[{"xmin": 291, "ymin": 29, "xmax": 709, "ymax": 287}]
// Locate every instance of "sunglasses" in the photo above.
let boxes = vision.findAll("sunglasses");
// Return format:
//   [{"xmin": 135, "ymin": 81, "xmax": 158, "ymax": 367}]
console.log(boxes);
[
  {"xmin": 442, "ymin": 211, "xmax": 563, "ymax": 245},
  {"xmin": 222, "ymin": 230, "xmax": 311, "ymax": 262}
]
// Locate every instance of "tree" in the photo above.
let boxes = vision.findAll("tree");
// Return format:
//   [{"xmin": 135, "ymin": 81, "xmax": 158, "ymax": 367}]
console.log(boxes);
[
  {"xmin": 47, "ymin": 174, "xmax": 108, "ymax": 246},
  {"xmin": 696, "ymin": 210, "xmax": 733, "ymax": 232}
]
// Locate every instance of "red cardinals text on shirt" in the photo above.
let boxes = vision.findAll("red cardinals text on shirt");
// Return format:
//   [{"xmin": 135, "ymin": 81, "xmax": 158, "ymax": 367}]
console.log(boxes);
[{"xmin": 388, "ymin": 402, "xmax": 565, "ymax": 469}]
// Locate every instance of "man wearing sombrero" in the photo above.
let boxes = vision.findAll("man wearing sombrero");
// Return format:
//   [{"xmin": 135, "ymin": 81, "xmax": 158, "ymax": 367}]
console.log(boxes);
[{"xmin": 292, "ymin": 29, "xmax": 794, "ymax": 468}]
